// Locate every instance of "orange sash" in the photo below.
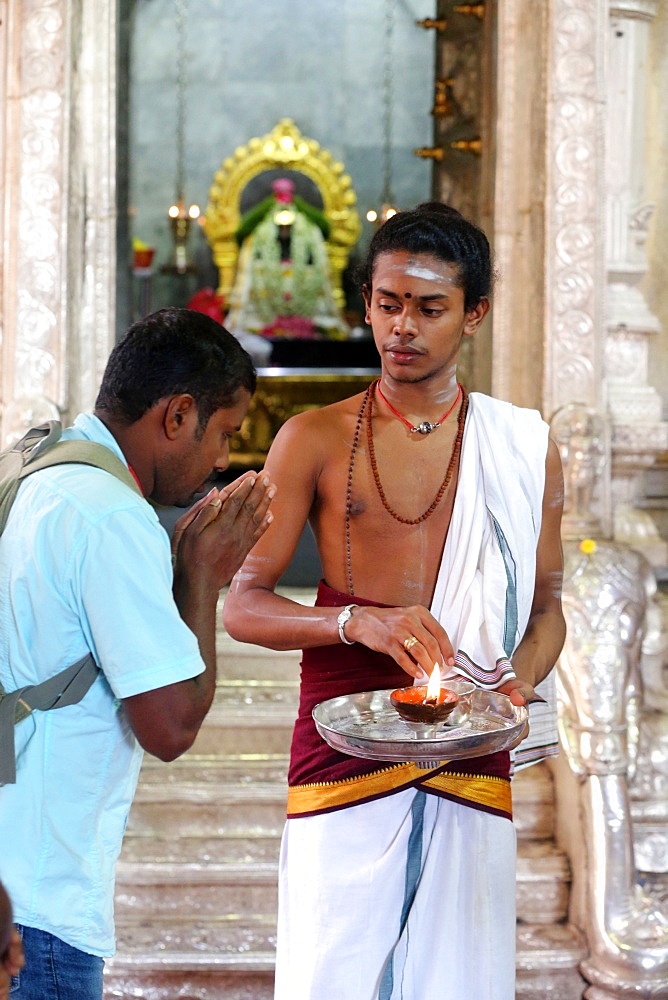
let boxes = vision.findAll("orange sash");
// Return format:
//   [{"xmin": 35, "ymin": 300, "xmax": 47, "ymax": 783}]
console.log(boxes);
[{"xmin": 287, "ymin": 759, "xmax": 512, "ymax": 820}]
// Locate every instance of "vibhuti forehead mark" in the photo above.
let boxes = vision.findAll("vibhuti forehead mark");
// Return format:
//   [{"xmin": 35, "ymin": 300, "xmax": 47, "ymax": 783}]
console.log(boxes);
[
  {"xmin": 402, "ymin": 263, "xmax": 450, "ymax": 282},
  {"xmin": 404, "ymin": 256, "xmax": 458, "ymax": 284},
  {"xmin": 377, "ymin": 256, "xmax": 457, "ymax": 285}
]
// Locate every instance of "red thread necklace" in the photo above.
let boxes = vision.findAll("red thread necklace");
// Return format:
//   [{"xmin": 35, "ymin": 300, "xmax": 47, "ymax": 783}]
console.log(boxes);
[
  {"xmin": 128, "ymin": 465, "xmax": 144, "ymax": 495},
  {"xmin": 375, "ymin": 380, "xmax": 463, "ymax": 434}
]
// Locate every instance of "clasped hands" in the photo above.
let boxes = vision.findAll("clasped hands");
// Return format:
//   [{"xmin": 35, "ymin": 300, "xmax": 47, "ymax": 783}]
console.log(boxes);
[{"xmin": 171, "ymin": 471, "xmax": 276, "ymax": 592}]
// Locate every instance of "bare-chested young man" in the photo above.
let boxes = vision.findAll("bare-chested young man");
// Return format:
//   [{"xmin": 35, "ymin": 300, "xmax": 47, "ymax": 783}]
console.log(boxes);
[{"xmin": 224, "ymin": 203, "xmax": 566, "ymax": 1000}]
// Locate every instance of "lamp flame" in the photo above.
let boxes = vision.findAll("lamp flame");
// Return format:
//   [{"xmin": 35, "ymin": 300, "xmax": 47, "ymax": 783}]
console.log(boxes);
[{"xmin": 425, "ymin": 663, "xmax": 441, "ymax": 703}]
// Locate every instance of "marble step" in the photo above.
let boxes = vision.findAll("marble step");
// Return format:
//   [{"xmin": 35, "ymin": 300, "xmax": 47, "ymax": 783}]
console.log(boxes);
[
  {"xmin": 115, "ymin": 836, "xmax": 570, "ymax": 925},
  {"xmin": 119, "ymin": 830, "xmax": 281, "ymax": 866},
  {"xmin": 513, "ymin": 761, "xmax": 557, "ymax": 841},
  {"xmin": 105, "ymin": 972, "xmax": 275, "ymax": 1000},
  {"xmin": 126, "ymin": 778, "xmax": 287, "ymax": 838},
  {"xmin": 187, "ymin": 678, "xmax": 298, "ymax": 757},
  {"xmin": 215, "ymin": 636, "xmax": 302, "ymax": 682},
  {"xmin": 214, "ymin": 586, "xmax": 315, "ymax": 683},
  {"xmin": 516, "ymin": 922, "xmax": 588, "ymax": 997},
  {"xmin": 114, "ymin": 861, "xmax": 279, "ymax": 919},
  {"xmin": 517, "ymin": 840, "xmax": 571, "ymax": 924},
  {"xmin": 104, "ymin": 920, "xmax": 586, "ymax": 1000},
  {"xmin": 190, "ymin": 700, "xmax": 297, "ymax": 756},
  {"xmin": 139, "ymin": 752, "xmax": 289, "ymax": 786},
  {"xmin": 126, "ymin": 756, "xmax": 555, "ymax": 843},
  {"xmin": 211, "ymin": 677, "xmax": 298, "ymax": 711}
]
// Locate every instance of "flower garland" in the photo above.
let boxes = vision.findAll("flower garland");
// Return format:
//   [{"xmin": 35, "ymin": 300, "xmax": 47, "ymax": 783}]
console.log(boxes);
[{"xmin": 248, "ymin": 210, "xmax": 331, "ymax": 323}]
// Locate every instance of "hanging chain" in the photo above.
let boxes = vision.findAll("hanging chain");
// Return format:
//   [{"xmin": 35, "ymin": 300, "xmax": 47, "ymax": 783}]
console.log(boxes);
[
  {"xmin": 175, "ymin": 0, "xmax": 189, "ymax": 203},
  {"xmin": 381, "ymin": 0, "xmax": 395, "ymax": 205}
]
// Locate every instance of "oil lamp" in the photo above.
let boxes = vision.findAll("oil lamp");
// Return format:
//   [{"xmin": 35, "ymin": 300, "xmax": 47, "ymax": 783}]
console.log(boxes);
[
  {"xmin": 167, "ymin": 198, "xmax": 200, "ymax": 273},
  {"xmin": 390, "ymin": 663, "xmax": 460, "ymax": 724}
]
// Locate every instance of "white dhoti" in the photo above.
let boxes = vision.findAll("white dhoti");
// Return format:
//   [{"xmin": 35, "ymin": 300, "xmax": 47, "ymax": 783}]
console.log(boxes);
[{"xmin": 274, "ymin": 789, "xmax": 517, "ymax": 1000}]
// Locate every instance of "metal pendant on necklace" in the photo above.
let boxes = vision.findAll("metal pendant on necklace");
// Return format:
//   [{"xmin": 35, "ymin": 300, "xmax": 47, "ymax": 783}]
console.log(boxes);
[
  {"xmin": 413, "ymin": 420, "xmax": 440, "ymax": 435},
  {"xmin": 375, "ymin": 381, "xmax": 463, "ymax": 436}
]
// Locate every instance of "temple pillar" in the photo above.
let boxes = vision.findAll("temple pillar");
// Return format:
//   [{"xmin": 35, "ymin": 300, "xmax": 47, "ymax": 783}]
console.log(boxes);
[
  {"xmin": 492, "ymin": 0, "xmax": 610, "ymax": 429},
  {"xmin": 0, "ymin": 0, "xmax": 118, "ymax": 447},
  {"xmin": 604, "ymin": 1, "xmax": 668, "ymax": 566}
]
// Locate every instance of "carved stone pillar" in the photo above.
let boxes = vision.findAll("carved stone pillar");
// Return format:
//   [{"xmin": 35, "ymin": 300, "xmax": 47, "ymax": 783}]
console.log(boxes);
[
  {"xmin": 605, "ymin": 2, "xmax": 668, "ymax": 566},
  {"xmin": 493, "ymin": 0, "xmax": 610, "ymax": 427},
  {"xmin": 0, "ymin": 0, "xmax": 118, "ymax": 447}
]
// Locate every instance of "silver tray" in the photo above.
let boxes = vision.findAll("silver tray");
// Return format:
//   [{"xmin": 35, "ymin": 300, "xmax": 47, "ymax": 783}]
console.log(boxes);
[{"xmin": 313, "ymin": 687, "xmax": 527, "ymax": 768}]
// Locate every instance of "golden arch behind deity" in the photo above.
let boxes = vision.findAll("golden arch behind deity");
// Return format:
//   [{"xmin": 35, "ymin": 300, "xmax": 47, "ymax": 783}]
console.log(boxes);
[{"xmin": 203, "ymin": 119, "xmax": 362, "ymax": 318}]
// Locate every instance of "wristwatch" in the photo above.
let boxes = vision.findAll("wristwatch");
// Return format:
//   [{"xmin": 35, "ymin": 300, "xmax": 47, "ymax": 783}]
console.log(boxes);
[{"xmin": 337, "ymin": 604, "xmax": 358, "ymax": 645}]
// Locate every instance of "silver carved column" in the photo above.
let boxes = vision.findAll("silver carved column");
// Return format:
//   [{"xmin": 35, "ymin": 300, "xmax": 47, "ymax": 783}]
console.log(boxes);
[
  {"xmin": 0, "ymin": 0, "xmax": 118, "ymax": 447},
  {"xmin": 605, "ymin": 1, "xmax": 667, "ymax": 567}
]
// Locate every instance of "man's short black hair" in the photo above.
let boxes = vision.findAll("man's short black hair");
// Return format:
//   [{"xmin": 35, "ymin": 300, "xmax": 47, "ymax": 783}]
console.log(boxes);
[
  {"xmin": 95, "ymin": 308, "xmax": 256, "ymax": 430},
  {"xmin": 361, "ymin": 202, "xmax": 494, "ymax": 312}
]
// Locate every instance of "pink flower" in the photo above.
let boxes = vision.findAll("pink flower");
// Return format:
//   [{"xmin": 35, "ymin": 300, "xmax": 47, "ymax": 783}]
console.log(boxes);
[{"xmin": 259, "ymin": 315, "xmax": 317, "ymax": 339}]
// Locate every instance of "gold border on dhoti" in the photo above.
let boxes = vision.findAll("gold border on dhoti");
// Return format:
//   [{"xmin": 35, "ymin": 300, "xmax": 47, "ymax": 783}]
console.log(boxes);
[
  {"xmin": 287, "ymin": 762, "xmax": 512, "ymax": 818},
  {"xmin": 422, "ymin": 770, "xmax": 512, "ymax": 815}
]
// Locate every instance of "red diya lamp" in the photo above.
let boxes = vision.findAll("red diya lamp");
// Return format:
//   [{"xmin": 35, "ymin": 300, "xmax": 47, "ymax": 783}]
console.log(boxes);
[{"xmin": 390, "ymin": 663, "xmax": 460, "ymax": 724}]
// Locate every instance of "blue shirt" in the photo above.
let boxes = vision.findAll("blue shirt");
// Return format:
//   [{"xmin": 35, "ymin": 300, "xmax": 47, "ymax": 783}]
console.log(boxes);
[{"xmin": 0, "ymin": 414, "xmax": 206, "ymax": 955}]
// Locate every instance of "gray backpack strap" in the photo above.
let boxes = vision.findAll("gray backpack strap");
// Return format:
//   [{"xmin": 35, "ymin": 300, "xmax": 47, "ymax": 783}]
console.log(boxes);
[
  {"xmin": 0, "ymin": 654, "xmax": 99, "ymax": 784},
  {"xmin": 12, "ymin": 421, "xmax": 62, "ymax": 459},
  {"xmin": 0, "ymin": 425, "xmax": 141, "ymax": 535},
  {"xmin": 0, "ymin": 427, "xmax": 140, "ymax": 783},
  {"xmin": 20, "ymin": 439, "xmax": 141, "ymax": 496},
  {"xmin": 0, "ymin": 423, "xmax": 62, "ymax": 535}
]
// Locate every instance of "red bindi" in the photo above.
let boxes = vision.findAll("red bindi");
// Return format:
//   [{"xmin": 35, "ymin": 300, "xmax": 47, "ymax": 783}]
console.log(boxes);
[{"xmin": 404, "ymin": 292, "xmax": 412, "ymax": 299}]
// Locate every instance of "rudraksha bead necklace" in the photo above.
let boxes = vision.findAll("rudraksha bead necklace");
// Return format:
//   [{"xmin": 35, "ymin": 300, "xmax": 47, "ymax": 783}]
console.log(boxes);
[{"xmin": 344, "ymin": 379, "xmax": 468, "ymax": 595}]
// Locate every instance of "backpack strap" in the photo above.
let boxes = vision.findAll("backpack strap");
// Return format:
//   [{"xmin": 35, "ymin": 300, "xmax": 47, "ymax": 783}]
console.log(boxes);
[
  {"xmin": 0, "ymin": 654, "xmax": 99, "ymax": 784},
  {"xmin": 19, "ymin": 439, "xmax": 141, "ymax": 495},
  {"xmin": 12, "ymin": 421, "xmax": 62, "ymax": 459},
  {"xmin": 0, "ymin": 426, "xmax": 142, "ymax": 535},
  {"xmin": 0, "ymin": 428, "xmax": 143, "ymax": 783}
]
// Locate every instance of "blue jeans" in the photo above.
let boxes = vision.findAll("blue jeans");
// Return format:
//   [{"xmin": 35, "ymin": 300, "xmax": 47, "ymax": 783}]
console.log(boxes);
[{"xmin": 11, "ymin": 925, "xmax": 104, "ymax": 1000}]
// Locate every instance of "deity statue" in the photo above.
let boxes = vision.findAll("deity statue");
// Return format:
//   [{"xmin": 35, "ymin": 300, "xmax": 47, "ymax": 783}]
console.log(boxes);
[
  {"xmin": 550, "ymin": 404, "xmax": 608, "ymax": 538},
  {"xmin": 225, "ymin": 177, "xmax": 345, "ymax": 340}
]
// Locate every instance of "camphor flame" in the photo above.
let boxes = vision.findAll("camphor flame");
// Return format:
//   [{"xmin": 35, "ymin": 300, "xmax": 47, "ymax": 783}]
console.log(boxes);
[{"xmin": 425, "ymin": 662, "xmax": 442, "ymax": 703}]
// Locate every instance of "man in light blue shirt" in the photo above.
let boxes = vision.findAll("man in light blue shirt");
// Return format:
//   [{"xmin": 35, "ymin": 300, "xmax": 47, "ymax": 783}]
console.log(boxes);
[{"xmin": 0, "ymin": 308, "xmax": 275, "ymax": 999}]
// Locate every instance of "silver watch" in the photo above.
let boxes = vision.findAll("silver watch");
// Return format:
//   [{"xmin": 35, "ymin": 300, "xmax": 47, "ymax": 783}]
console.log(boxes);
[{"xmin": 337, "ymin": 604, "xmax": 358, "ymax": 645}]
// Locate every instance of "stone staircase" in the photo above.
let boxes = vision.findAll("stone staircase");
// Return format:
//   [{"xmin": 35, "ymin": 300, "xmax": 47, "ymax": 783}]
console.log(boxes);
[{"xmin": 104, "ymin": 588, "xmax": 588, "ymax": 999}]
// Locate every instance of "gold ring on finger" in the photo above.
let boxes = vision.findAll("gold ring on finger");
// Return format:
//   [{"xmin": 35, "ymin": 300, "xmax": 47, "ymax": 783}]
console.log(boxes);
[{"xmin": 403, "ymin": 635, "xmax": 418, "ymax": 652}]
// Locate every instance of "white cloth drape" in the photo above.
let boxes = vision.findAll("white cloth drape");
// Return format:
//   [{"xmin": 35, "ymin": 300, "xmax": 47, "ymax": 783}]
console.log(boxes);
[{"xmin": 430, "ymin": 392, "xmax": 558, "ymax": 769}]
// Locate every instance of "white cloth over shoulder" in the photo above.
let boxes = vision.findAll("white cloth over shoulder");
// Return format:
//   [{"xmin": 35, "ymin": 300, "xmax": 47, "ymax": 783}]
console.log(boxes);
[{"xmin": 430, "ymin": 392, "xmax": 559, "ymax": 769}]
